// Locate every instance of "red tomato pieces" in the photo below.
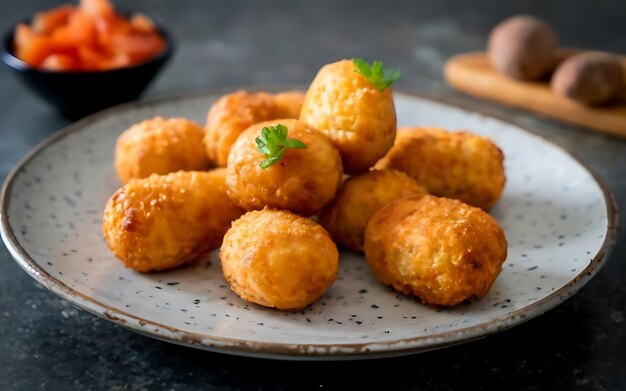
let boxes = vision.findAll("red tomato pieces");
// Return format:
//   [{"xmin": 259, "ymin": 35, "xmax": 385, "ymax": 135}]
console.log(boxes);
[{"xmin": 13, "ymin": 0, "xmax": 166, "ymax": 71}]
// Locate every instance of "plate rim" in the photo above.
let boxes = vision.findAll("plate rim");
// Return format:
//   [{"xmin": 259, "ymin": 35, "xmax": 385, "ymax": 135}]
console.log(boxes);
[{"xmin": 0, "ymin": 89, "xmax": 619, "ymax": 359}]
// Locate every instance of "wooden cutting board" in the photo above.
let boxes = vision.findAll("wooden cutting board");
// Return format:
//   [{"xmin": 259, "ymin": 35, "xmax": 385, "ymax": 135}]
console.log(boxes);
[{"xmin": 444, "ymin": 52, "xmax": 626, "ymax": 138}]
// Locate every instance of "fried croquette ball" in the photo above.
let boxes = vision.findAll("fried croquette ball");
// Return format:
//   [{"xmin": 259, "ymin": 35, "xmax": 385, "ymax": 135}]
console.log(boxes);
[
  {"xmin": 226, "ymin": 119, "xmax": 343, "ymax": 216},
  {"xmin": 299, "ymin": 59, "xmax": 397, "ymax": 174},
  {"xmin": 102, "ymin": 170, "xmax": 244, "ymax": 272},
  {"xmin": 204, "ymin": 90, "xmax": 305, "ymax": 167},
  {"xmin": 221, "ymin": 209, "xmax": 339, "ymax": 310},
  {"xmin": 375, "ymin": 128, "xmax": 505, "ymax": 210},
  {"xmin": 114, "ymin": 117, "xmax": 211, "ymax": 184},
  {"xmin": 273, "ymin": 91, "xmax": 305, "ymax": 118},
  {"xmin": 319, "ymin": 170, "xmax": 427, "ymax": 252},
  {"xmin": 364, "ymin": 195, "xmax": 508, "ymax": 307}
]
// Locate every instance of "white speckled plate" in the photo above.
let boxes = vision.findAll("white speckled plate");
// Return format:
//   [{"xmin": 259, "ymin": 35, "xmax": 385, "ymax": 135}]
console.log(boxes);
[{"xmin": 0, "ymin": 90, "xmax": 618, "ymax": 360}]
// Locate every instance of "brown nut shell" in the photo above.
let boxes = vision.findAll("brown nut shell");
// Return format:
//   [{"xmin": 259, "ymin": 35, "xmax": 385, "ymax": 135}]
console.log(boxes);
[
  {"xmin": 488, "ymin": 15, "xmax": 558, "ymax": 80},
  {"xmin": 551, "ymin": 52, "xmax": 624, "ymax": 106}
]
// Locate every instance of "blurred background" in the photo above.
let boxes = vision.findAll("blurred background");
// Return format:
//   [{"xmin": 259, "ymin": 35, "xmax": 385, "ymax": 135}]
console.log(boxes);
[
  {"xmin": 4, "ymin": 0, "xmax": 626, "ymax": 101},
  {"xmin": 1, "ymin": 1, "xmax": 625, "ymax": 390}
]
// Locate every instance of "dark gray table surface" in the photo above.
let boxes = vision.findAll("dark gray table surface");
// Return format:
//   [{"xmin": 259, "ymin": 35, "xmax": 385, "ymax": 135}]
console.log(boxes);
[{"xmin": 1, "ymin": 1, "xmax": 625, "ymax": 390}]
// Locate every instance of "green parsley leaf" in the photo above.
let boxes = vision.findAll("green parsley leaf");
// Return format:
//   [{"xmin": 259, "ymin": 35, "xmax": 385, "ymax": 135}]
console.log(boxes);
[
  {"xmin": 352, "ymin": 58, "xmax": 401, "ymax": 91},
  {"xmin": 255, "ymin": 124, "xmax": 307, "ymax": 169},
  {"xmin": 283, "ymin": 139, "xmax": 307, "ymax": 149}
]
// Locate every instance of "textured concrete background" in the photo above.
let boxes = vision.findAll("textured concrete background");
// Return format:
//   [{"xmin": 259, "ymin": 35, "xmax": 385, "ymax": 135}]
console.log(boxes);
[{"xmin": 1, "ymin": 0, "xmax": 625, "ymax": 389}]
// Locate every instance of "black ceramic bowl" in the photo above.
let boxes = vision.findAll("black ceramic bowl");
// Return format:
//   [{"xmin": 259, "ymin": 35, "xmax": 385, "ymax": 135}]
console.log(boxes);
[{"xmin": 1, "ymin": 16, "xmax": 174, "ymax": 118}]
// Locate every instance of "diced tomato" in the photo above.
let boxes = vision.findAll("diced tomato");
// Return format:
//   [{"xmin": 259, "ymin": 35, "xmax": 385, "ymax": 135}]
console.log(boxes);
[
  {"xmin": 130, "ymin": 13, "xmax": 156, "ymax": 34},
  {"xmin": 80, "ymin": 0, "xmax": 116, "ymax": 40},
  {"xmin": 67, "ymin": 9, "xmax": 98, "ymax": 46},
  {"xmin": 79, "ymin": 0, "xmax": 114, "ymax": 22},
  {"xmin": 51, "ymin": 13, "xmax": 97, "ymax": 52},
  {"xmin": 14, "ymin": 23, "xmax": 36, "ymax": 49},
  {"xmin": 112, "ymin": 33, "xmax": 165, "ymax": 64},
  {"xmin": 78, "ymin": 45, "xmax": 132, "ymax": 71},
  {"xmin": 50, "ymin": 26, "xmax": 71, "ymax": 49},
  {"xmin": 99, "ymin": 52, "xmax": 131, "ymax": 70},
  {"xmin": 41, "ymin": 53, "xmax": 80, "ymax": 71},
  {"xmin": 97, "ymin": 16, "xmax": 132, "ymax": 47},
  {"xmin": 32, "ymin": 5, "xmax": 74, "ymax": 35},
  {"xmin": 77, "ymin": 45, "xmax": 108, "ymax": 70},
  {"xmin": 16, "ymin": 35, "xmax": 56, "ymax": 66},
  {"xmin": 13, "ymin": 0, "xmax": 166, "ymax": 71}
]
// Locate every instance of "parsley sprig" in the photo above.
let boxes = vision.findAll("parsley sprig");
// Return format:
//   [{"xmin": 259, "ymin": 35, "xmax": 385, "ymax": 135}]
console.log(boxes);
[
  {"xmin": 255, "ymin": 124, "xmax": 306, "ymax": 169},
  {"xmin": 353, "ymin": 58, "xmax": 401, "ymax": 91}
]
